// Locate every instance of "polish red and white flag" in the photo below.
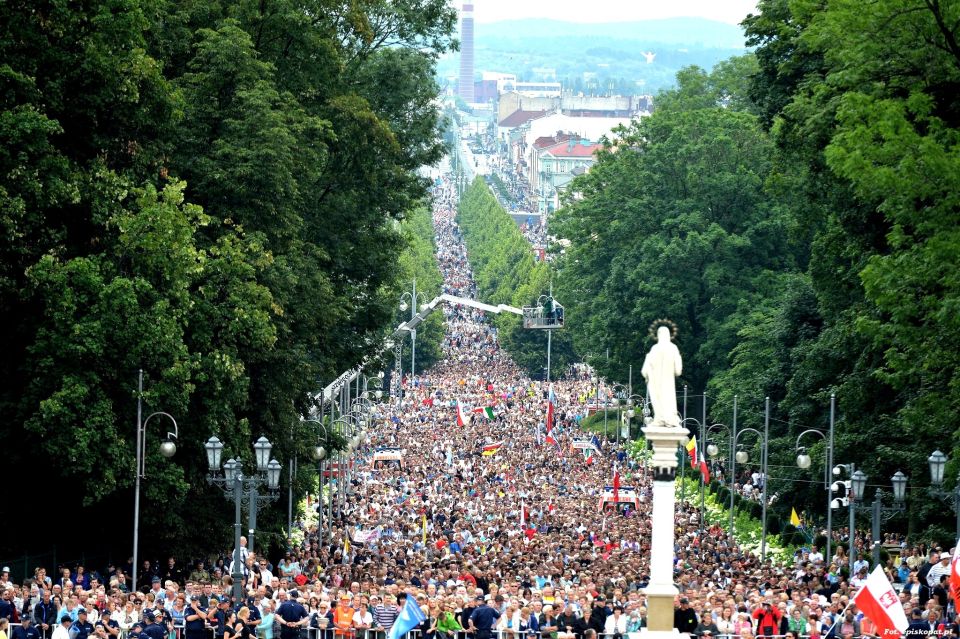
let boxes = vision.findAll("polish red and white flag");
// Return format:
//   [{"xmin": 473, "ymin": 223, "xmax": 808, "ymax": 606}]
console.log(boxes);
[
  {"xmin": 853, "ymin": 565, "xmax": 908, "ymax": 639},
  {"xmin": 949, "ymin": 541, "xmax": 960, "ymax": 603}
]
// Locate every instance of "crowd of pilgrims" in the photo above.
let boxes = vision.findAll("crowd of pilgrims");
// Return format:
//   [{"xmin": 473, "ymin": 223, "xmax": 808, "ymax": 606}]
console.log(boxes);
[{"xmin": 1, "ymin": 173, "xmax": 954, "ymax": 639}]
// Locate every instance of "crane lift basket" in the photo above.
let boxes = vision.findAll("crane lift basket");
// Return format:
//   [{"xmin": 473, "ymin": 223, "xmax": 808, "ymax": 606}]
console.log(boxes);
[{"xmin": 522, "ymin": 296, "xmax": 564, "ymax": 329}]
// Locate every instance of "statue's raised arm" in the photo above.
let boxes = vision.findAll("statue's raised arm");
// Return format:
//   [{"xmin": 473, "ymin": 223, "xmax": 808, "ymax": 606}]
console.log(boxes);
[{"xmin": 641, "ymin": 321, "xmax": 682, "ymax": 427}]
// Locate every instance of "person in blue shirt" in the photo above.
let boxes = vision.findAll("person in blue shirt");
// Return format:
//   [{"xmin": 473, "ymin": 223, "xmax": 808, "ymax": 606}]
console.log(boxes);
[
  {"xmin": 183, "ymin": 597, "xmax": 209, "ymax": 639},
  {"xmin": 68, "ymin": 610, "xmax": 93, "ymax": 639},
  {"xmin": 275, "ymin": 592, "xmax": 308, "ymax": 639},
  {"xmin": 13, "ymin": 615, "xmax": 40, "ymax": 639},
  {"xmin": 468, "ymin": 598, "xmax": 500, "ymax": 639}
]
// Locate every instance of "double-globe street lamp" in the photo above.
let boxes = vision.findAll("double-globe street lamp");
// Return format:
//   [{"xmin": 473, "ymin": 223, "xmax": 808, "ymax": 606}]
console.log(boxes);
[
  {"xmin": 794, "ymin": 394, "xmax": 837, "ymax": 563},
  {"xmin": 682, "ymin": 393, "xmax": 730, "ymax": 538},
  {"xmin": 703, "ymin": 401, "xmax": 735, "ymax": 536},
  {"xmin": 835, "ymin": 464, "xmax": 907, "ymax": 574},
  {"xmin": 303, "ymin": 418, "xmax": 331, "ymax": 542},
  {"xmin": 928, "ymin": 450, "xmax": 960, "ymax": 539},
  {"xmin": 204, "ymin": 436, "xmax": 282, "ymax": 603},
  {"xmin": 132, "ymin": 369, "xmax": 180, "ymax": 595},
  {"xmin": 619, "ymin": 393, "xmax": 650, "ymax": 443},
  {"xmin": 723, "ymin": 397, "xmax": 771, "ymax": 560},
  {"xmin": 399, "ymin": 278, "xmax": 431, "ymax": 385},
  {"xmin": 327, "ymin": 415, "xmax": 366, "ymax": 529}
]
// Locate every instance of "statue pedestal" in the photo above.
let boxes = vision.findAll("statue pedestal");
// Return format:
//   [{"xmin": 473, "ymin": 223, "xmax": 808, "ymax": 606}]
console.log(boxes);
[{"xmin": 640, "ymin": 423, "xmax": 689, "ymax": 639}]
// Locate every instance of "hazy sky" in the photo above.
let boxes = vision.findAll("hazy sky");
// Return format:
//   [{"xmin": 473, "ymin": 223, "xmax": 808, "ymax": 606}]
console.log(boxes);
[{"xmin": 466, "ymin": 0, "xmax": 758, "ymax": 25}]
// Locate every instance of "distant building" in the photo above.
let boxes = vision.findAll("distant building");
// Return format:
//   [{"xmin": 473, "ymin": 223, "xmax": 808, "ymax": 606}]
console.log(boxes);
[
  {"xmin": 530, "ymin": 136, "xmax": 602, "ymax": 213},
  {"xmin": 458, "ymin": 3, "xmax": 475, "ymax": 103},
  {"xmin": 498, "ymin": 92, "xmax": 651, "ymax": 124}
]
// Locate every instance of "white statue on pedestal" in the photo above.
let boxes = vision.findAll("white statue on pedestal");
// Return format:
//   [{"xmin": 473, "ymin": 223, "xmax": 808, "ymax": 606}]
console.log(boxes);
[{"xmin": 641, "ymin": 322, "xmax": 682, "ymax": 427}]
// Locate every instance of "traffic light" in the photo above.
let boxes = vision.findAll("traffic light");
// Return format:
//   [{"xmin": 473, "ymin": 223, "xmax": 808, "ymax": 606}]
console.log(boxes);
[{"xmin": 831, "ymin": 480, "xmax": 850, "ymax": 509}]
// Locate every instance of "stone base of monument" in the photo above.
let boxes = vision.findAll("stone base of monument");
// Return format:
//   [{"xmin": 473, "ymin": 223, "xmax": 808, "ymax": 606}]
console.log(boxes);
[{"xmin": 640, "ymin": 582, "xmax": 682, "ymax": 639}]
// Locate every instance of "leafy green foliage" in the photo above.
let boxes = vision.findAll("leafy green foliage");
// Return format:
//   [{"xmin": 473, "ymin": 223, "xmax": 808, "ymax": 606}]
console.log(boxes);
[
  {"xmin": 0, "ymin": 0, "xmax": 455, "ymax": 559},
  {"xmin": 457, "ymin": 179, "xmax": 574, "ymax": 377},
  {"xmin": 395, "ymin": 206, "xmax": 445, "ymax": 374},
  {"xmin": 553, "ymin": 60, "xmax": 786, "ymax": 393}
]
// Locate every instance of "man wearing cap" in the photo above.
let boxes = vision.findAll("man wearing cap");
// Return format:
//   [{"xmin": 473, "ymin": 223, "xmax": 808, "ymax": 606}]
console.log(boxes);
[
  {"xmin": 276, "ymin": 591, "xmax": 308, "ymax": 639},
  {"xmin": 148, "ymin": 579, "xmax": 163, "ymax": 602},
  {"xmin": 68, "ymin": 609, "xmax": 93, "ymax": 639},
  {"xmin": 183, "ymin": 595, "xmax": 209, "ymax": 639},
  {"xmin": 209, "ymin": 596, "xmax": 229, "ymax": 639},
  {"xmin": 95, "ymin": 610, "xmax": 119, "ymax": 639},
  {"xmin": 468, "ymin": 595, "xmax": 500, "ymax": 639},
  {"xmin": 333, "ymin": 595, "xmax": 353, "ymax": 637},
  {"xmin": 673, "ymin": 598, "xmax": 697, "ymax": 636},
  {"xmin": 13, "ymin": 612, "xmax": 40, "ymax": 639},
  {"xmin": 140, "ymin": 612, "xmax": 164, "ymax": 639}
]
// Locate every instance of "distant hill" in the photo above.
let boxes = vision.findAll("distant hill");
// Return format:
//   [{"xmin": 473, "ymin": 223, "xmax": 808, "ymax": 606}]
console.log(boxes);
[
  {"xmin": 476, "ymin": 17, "xmax": 747, "ymax": 48},
  {"xmin": 437, "ymin": 17, "xmax": 749, "ymax": 94}
]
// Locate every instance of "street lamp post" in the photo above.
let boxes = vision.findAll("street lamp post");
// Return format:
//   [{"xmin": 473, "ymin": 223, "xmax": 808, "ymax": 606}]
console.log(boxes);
[
  {"xmin": 928, "ymin": 450, "xmax": 960, "ymax": 539},
  {"xmin": 204, "ymin": 436, "xmax": 282, "ymax": 603},
  {"xmin": 400, "ymin": 278, "xmax": 431, "ymax": 384},
  {"xmin": 303, "ymin": 418, "xmax": 330, "ymax": 542},
  {"xmin": 681, "ymin": 392, "xmax": 727, "ymax": 538},
  {"xmin": 610, "ymin": 383, "xmax": 627, "ymax": 443},
  {"xmin": 706, "ymin": 395, "xmax": 738, "ymax": 536},
  {"xmin": 704, "ymin": 420, "xmax": 732, "ymax": 536},
  {"xmin": 846, "ymin": 468, "xmax": 907, "ymax": 569},
  {"xmin": 731, "ymin": 415, "xmax": 770, "ymax": 560},
  {"xmin": 795, "ymin": 393, "xmax": 837, "ymax": 562},
  {"xmin": 132, "ymin": 369, "xmax": 179, "ymax": 595},
  {"xmin": 619, "ymin": 393, "xmax": 649, "ymax": 443}
]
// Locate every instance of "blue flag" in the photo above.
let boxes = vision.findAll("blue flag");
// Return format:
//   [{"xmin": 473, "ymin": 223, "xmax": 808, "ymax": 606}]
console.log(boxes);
[
  {"xmin": 387, "ymin": 597, "xmax": 426, "ymax": 639},
  {"xmin": 591, "ymin": 434, "xmax": 602, "ymax": 452}
]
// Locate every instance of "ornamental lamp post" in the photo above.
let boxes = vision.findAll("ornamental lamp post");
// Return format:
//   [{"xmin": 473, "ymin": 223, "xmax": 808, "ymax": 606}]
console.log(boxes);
[
  {"xmin": 205, "ymin": 435, "xmax": 281, "ymax": 604},
  {"xmin": 794, "ymin": 394, "xmax": 837, "ymax": 562},
  {"xmin": 131, "ymin": 369, "xmax": 179, "ymax": 595},
  {"xmin": 928, "ymin": 450, "xmax": 960, "ymax": 538}
]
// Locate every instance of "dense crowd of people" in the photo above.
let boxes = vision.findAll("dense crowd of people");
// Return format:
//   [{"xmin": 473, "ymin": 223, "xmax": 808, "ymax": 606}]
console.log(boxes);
[{"xmin": 2, "ymin": 170, "xmax": 958, "ymax": 639}]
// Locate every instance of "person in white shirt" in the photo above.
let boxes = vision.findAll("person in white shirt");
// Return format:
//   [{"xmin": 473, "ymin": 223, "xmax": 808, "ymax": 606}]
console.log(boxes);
[
  {"xmin": 52, "ymin": 616, "xmax": 73, "ymax": 639},
  {"xmin": 604, "ymin": 607, "xmax": 628, "ymax": 637},
  {"xmin": 809, "ymin": 547, "xmax": 825, "ymax": 564}
]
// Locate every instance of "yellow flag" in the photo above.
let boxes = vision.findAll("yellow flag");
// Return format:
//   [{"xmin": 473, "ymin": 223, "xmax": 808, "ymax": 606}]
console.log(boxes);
[
  {"xmin": 790, "ymin": 507, "xmax": 801, "ymax": 527},
  {"xmin": 344, "ymin": 536, "xmax": 351, "ymax": 555},
  {"xmin": 422, "ymin": 513, "xmax": 427, "ymax": 544}
]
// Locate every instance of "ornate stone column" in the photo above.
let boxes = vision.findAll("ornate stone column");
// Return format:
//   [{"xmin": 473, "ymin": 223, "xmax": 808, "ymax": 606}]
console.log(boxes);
[{"xmin": 640, "ymin": 423, "xmax": 689, "ymax": 638}]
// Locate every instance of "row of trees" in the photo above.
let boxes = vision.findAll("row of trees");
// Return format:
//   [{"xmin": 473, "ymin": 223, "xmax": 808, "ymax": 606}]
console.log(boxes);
[
  {"xmin": 394, "ymin": 206, "xmax": 445, "ymax": 375},
  {"xmin": 457, "ymin": 179, "xmax": 574, "ymax": 377},
  {"xmin": 550, "ymin": 0, "xmax": 960, "ymax": 542},
  {"xmin": 0, "ymin": 0, "xmax": 456, "ymax": 559}
]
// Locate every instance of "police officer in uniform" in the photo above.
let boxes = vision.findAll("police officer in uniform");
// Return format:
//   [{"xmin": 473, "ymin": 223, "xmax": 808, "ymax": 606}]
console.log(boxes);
[
  {"xmin": 68, "ymin": 610, "xmax": 94, "ymax": 639},
  {"xmin": 184, "ymin": 596, "xmax": 209, "ymax": 639},
  {"xmin": 13, "ymin": 614, "xmax": 40, "ymax": 639},
  {"xmin": 276, "ymin": 591, "xmax": 308, "ymax": 639},
  {"xmin": 140, "ymin": 612, "xmax": 165, "ymax": 639},
  {"xmin": 95, "ymin": 610, "xmax": 119, "ymax": 639},
  {"xmin": 468, "ymin": 596, "xmax": 500, "ymax": 639}
]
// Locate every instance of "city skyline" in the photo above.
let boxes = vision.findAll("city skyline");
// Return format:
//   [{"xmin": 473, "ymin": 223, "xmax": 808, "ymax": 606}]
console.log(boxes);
[{"xmin": 465, "ymin": 0, "xmax": 759, "ymax": 26}]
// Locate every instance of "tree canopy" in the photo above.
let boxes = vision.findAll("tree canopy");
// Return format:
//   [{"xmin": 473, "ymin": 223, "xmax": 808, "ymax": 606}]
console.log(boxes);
[{"xmin": 0, "ymin": 0, "xmax": 455, "ymax": 559}]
